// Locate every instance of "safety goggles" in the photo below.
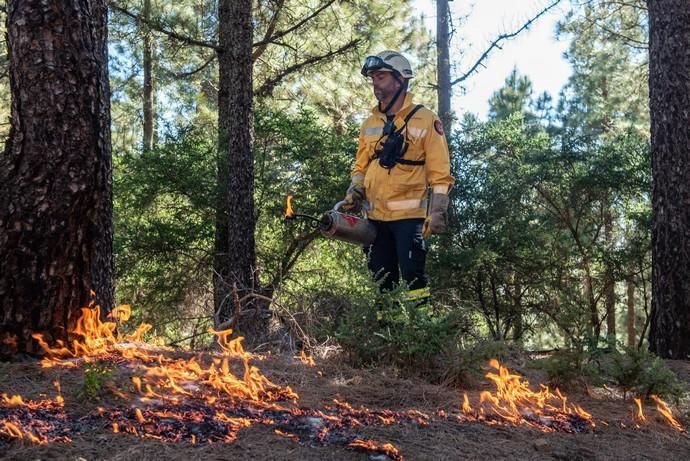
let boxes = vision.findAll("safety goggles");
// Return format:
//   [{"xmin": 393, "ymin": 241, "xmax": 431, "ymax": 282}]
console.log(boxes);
[{"xmin": 360, "ymin": 56, "xmax": 395, "ymax": 76}]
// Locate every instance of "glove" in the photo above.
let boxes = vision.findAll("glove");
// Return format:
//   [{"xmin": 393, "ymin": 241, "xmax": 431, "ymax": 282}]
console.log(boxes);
[
  {"xmin": 423, "ymin": 193, "xmax": 449, "ymax": 238},
  {"xmin": 342, "ymin": 182, "xmax": 365, "ymax": 213}
]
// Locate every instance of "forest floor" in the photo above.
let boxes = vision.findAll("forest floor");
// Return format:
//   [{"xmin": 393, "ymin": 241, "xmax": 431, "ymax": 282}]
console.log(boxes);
[{"xmin": 1, "ymin": 344, "xmax": 689, "ymax": 461}]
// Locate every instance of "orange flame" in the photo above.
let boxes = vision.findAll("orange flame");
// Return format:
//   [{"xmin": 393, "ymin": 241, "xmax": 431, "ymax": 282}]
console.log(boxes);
[
  {"xmin": 462, "ymin": 392, "xmax": 473, "ymax": 415},
  {"xmin": 349, "ymin": 439, "xmax": 402, "ymax": 460},
  {"xmin": 465, "ymin": 360, "xmax": 595, "ymax": 432},
  {"xmin": 0, "ymin": 421, "xmax": 43, "ymax": 444},
  {"xmin": 275, "ymin": 428, "xmax": 300, "ymax": 442},
  {"xmin": 633, "ymin": 398, "xmax": 646, "ymax": 422},
  {"xmin": 298, "ymin": 350, "xmax": 315, "ymax": 367},
  {"xmin": 0, "ymin": 394, "xmax": 67, "ymax": 444},
  {"xmin": 13, "ymin": 301, "xmax": 638, "ymax": 452},
  {"xmin": 30, "ymin": 305, "xmax": 297, "ymax": 406},
  {"xmin": 109, "ymin": 304, "xmax": 132, "ymax": 322},
  {"xmin": 650, "ymin": 395, "xmax": 684, "ymax": 431},
  {"xmin": 1, "ymin": 394, "xmax": 26, "ymax": 406},
  {"xmin": 3, "ymin": 303, "xmax": 306, "ymax": 446},
  {"xmin": 32, "ymin": 305, "xmax": 153, "ymax": 368},
  {"xmin": 285, "ymin": 194, "xmax": 295, "ymax": 218}
]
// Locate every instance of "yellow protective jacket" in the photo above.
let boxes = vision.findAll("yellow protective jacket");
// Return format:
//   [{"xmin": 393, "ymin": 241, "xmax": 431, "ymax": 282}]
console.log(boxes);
[{"xmin": 351, "ymin": 93, "xmax": 455, "ymax": 221}]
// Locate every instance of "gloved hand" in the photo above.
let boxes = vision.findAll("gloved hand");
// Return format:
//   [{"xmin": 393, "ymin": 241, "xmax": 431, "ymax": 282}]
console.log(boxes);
[
  {"xmin": 342, "ymin": 182, "xmax": 365, "ymax": 213},
  {"xmin": 423, "ymin": 193, "xmax": 449, "ymax": 238}
]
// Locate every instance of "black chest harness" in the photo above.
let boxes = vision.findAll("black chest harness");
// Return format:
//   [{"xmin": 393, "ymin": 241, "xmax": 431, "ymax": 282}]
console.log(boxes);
[{"xmin": 372, "ymin": 104, "xmax": 425, "ymax": 170}]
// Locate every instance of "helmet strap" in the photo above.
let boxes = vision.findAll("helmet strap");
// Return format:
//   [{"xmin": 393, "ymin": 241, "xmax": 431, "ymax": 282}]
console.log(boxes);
[{"xmin": 379, "ymin": 75, "xmax": 407, "ymax": 114}]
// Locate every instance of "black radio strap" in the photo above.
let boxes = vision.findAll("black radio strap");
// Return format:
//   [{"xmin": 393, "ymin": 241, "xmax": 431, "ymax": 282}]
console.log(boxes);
[
  {"xmin": 371, "ymin": 104, "xmax": 426, "ymax": 166},
  {"xmin": 397, "ymin": 104, "xmax": 424, "ymax": 134},
  {"xmin": 396, "ymin": 104, "xmax": 425, "ymax": 165}
]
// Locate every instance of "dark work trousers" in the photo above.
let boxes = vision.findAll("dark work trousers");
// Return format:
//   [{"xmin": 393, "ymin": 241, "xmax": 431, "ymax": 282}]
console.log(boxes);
[{"xmin": 364, "ymin": 218, "xmax": 428, "ymax": 293}]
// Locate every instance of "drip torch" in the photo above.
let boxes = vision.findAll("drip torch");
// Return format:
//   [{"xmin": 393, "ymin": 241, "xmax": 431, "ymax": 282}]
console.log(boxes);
[{"xmin": 285, "ymin": 195, "xmax": 377, "ymax": 246}]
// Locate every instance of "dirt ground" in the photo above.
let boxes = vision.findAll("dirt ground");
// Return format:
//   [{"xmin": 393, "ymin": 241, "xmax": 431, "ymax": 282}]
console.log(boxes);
[{"xmin": 1, "ymin": 350, "xmax": 689, "ymax": 461}]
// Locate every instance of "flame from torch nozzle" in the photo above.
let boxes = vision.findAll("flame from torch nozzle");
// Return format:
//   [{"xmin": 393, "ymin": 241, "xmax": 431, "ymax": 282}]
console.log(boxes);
[
  {"xmin": 283, "ymin": 194, "xmax": 321, "ymax": 225},
  {"xmin": 285, "ymin": 194, "xmax": 294, "ymax": 219}
]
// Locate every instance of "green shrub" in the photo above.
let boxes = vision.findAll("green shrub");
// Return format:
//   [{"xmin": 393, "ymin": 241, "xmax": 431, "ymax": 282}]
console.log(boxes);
[
  {"xmin": 79, "ymin": 363, "xmax": 114, "ymax": 401},
  {"xmin": 335, "ymin": 281, "xmax": 469, "ymax": 369},
  {"xmin": 535, "ymin": 345, "xmax": 687, "ymax": 400},
  {"xmin": 436, "ymin": 340, "xmax": 515, "ymax": 385},
  {"xmin": 604, "ymin": 346, "xmax": 686, "ymax": 399},
  {"xmin": 534, "ymin": 348, "xmax": 602, "ymax": 388}
]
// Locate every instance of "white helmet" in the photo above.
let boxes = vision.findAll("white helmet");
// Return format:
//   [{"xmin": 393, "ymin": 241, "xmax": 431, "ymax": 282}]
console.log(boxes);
[{"xmin": 361, "ymin": 50, "xmax": 414, "ymax": 80}]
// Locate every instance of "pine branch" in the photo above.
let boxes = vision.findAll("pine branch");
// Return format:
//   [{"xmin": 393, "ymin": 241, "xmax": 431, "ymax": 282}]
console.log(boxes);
[
  {"xmin": 255, "ymin": 39, "xmax": 360, "ymax": 97},
  {"xmin": 109, "ymin": 1, "xmax": 220, "ymax": 51},
  {"xmin": 167, "ymin": 55, "xmax": 217, "ymax": 79},
  {"xmin": 253, "ymin": 0, "xmax": 286, "ymax": 62},
  {"xmin": 252, "ymin": 0, "xmax": 337, "ymax": 48},
  {"xmin": 590, "ymin": 13, "xmax": 647, "ymax": 48},
  {"xmin": 574, "ymin": 0, "xmax": 646, "ymax": 12},
  {"xmin": 109, "ymin": 0, "xmax": 337, "ymax": 57},
  {"xmin": 450, "ymin": 0, "xmax": 562, "ymax": 87}
]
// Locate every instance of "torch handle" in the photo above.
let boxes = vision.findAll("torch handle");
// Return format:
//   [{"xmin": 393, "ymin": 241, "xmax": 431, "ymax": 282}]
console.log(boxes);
[
  {"xmin": 333, "ymin": 200, "xmax": 347, "ymax": 212},
  {"xmin": 333, "ymin": 200, "xmax": 369, "ymax": 218}
]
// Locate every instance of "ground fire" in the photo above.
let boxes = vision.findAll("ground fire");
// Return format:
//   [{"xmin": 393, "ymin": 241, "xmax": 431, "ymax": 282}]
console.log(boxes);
[{"xmin": 1, "ymin": 304, "xmax": 686, "ymax": 459}]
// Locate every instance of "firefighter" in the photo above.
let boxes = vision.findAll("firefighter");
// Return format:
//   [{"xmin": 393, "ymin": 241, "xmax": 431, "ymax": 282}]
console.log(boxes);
[{"xmin": 342, "ymin": 50, "xmax": 454, "ymax": 305}]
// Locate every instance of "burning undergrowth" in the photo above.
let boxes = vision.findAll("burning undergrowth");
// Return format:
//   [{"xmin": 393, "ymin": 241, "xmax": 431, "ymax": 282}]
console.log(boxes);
[
  {"xmin": 0, "ymin": 304, "xmax": 423, "ymax": 459},
  {"xmin": 92, "ymin": 398, "xmax": 424, "ymax": 459},
  {"xmin": 0, "ymin": 303, "xmax": 686, "ymax": 460},
  {"xmin": 0, "ymin": 394, "xmax": 71, "ymax": 445},
  {"xmin": 453, "ymin": 359, "xmax": 595, "ymax": 433}
]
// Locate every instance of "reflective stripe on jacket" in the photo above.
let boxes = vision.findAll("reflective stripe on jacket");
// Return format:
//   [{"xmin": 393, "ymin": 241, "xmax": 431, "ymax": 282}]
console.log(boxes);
[{"xmin": 351, "ymin": 93, "xmax": 455, "ymax": 221}]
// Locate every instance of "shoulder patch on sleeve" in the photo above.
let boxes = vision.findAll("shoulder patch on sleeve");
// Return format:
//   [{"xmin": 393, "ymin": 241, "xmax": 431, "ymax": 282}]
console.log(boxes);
[{"xmin": 433, "ymin": 119, "xmax": 444, "ymax": 135}]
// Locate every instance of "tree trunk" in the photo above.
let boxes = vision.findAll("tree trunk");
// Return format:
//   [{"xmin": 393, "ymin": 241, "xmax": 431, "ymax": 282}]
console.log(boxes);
[
  {"xmin": 648, "ymin": 0, "xmax": 690, "ymax": 359},
  {"xmin": 436, "ymin": 0, "xmax": 453, "ymax": 134},
  {"xmin": 604, "ymin": 203, "xmax": 616, "ymax": 348},
  {"xmin": 627, "ymin": 277, "xmax": 635, "ymax": 348},
  {"xmin": 510, "ymin": 274, "xmax": 524, "ymax": 342},
  {"xmin": 0, "ymin": 0, "xmax": 113, "ymax": 356},
  {"xmin": 142, "ymin": 0, "xmax": 155, "ymax": 151},
  {"xmin": 583, "ymin": 261, "xmax": 600, "ymax": 342},
  {"xmin": 215, "ymin": 0, "xmax": 268, "ymax": 343}
]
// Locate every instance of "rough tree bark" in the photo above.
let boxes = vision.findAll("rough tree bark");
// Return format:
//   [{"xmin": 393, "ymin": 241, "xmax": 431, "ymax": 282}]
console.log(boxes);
[
  {"xmin": 604, "ymin": 202, "xmax": 616, "ymax": 348},
  {"xmin": 511, "ymin": 278, "xmax": 524, "ymax": 342},
  {"xmin": 215, "ymin": 0, "xmax": 269, "ymax": 343},
  {"xmin": 142, "ymin": 0, "xmax": 155, "ymax": 151},
  {"xmin": 648, "ymin": 0, "xmax": 690, "ymax": 359},
  {"xmin": 436, "ymin": 0, "xmax": 453, "ymax": 134},
  {"xmin": 627, "ymin": 278, "xmax": 635, "ymax": 348},
  {"xmin": 0, "ymin": 0, "xmax": 113, "ymax": 356}
]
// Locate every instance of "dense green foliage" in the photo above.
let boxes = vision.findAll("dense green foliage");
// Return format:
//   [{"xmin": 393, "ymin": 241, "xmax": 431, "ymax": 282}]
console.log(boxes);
[
  {"xmin": 114, "ymin": 107, "xmax": 358, "ymax": 343},
  {"xmin": 114, "ymin": 125, "xmax": 217, "ymax": 341}
]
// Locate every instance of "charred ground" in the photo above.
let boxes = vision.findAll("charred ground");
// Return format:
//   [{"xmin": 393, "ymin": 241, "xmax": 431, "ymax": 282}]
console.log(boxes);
[{"xmin": 1, "ymin": 347, "xmax": 689, "ymax": 461}]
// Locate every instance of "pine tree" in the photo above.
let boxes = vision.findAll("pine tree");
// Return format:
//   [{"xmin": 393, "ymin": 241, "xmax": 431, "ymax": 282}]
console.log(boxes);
[
  {"xmin": 0, "ymin": 0, "xmax": 113, "ymax": 356},
  {"xmin": 648, "ymin": 0, "xmax": 690, "ymax": 359},
  {"xmin": 214, "ymin": 0, "xmax": 262, "ymax": 339}
]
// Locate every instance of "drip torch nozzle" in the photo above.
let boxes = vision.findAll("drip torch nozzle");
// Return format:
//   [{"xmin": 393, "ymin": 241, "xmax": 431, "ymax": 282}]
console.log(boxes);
[{"xmin": 284, "ymin": 194, "xmax": 322, "ymax": 227}]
